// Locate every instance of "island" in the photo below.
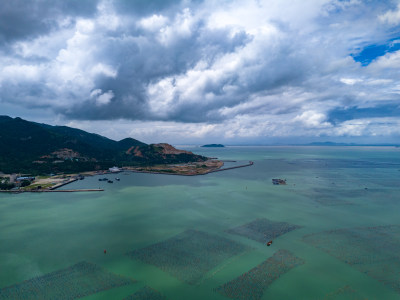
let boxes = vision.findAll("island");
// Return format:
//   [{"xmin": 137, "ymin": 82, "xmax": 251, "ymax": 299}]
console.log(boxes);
[
  {"xmin": 201, "ymin": 144, "xmax": 225, "ymax": 147},
  {"xmin": 0, "ymin": 116, "xmax": 226, "ymax": 192}
]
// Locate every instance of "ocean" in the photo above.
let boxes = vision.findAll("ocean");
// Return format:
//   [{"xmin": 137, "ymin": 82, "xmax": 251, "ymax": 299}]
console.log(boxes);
[{"xmin": 0, "ymin": 146, "xmax": 399, "ymax": 300}]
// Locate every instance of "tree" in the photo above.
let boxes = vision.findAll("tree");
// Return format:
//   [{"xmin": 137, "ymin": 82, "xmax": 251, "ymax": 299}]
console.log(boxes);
[{"xmin": 20, "ymin": 180, "xmax": 31, "ymax": 187}]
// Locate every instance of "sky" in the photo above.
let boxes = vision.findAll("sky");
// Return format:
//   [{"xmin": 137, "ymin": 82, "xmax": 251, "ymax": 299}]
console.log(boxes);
[{"xmin": 1, "ymin": 0, "xmax": 400, "ymax": 145}]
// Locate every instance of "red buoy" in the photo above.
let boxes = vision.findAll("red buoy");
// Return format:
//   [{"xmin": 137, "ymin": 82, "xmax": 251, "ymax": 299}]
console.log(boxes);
[
  {"xmin": 267, "ymin": 241, "xmax": 273, "ymax": 246},
  {"xmin": 104, "ymin": 249, "xmax": 107, "ymax": 254}
]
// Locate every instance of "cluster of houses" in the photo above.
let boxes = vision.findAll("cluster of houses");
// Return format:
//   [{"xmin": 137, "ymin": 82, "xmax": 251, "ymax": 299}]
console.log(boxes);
[
  {"xmin": 108, "ymin": 166, "xmax": 121, "ymax": 173},
  {"xmin": 14, "ymin": 176, "xmax": 36, "ymax": 186},
  {"xmin": 0, "ymin": 175, "xmax": 36, "ymax": 189},
  {"xmin": 1, "ymin": 166, "xmax": 122, "ymax": 190},
  {"xmin": 10, "ymin": 174, "xmax": 36, "ymax": 184},
  {"xmin": 7, "ymin": 174, "xmax": 36, "ymax": 184}
]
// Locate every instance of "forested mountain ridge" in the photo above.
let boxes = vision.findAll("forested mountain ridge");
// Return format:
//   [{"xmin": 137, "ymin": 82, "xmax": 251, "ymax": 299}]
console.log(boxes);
[{"xmin": 0, "ymin": 116, "xmax": 206, "ymax": 174}]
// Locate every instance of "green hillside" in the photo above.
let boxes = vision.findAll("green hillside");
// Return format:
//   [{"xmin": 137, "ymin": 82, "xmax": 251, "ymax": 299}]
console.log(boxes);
[{"xmin": 0, "ymin": 116, "xmax": 206, "ymax": 174}]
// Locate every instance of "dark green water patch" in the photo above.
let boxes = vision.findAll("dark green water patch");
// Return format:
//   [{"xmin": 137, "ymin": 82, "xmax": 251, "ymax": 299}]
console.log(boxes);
[
  {"xmin": 286, "ymin": 158, "xmax": 400, "ymax": 169},
  {"xmin": 314, "ymin": 197, "xmax": 352, "ymax": 206},
  {"xmin": 123, "ymin": 286, "xmax": 166, "ymax": 300},
  {"xmin": 215, "ymin": 249, "xmax": 305, "ymax": 300},
  {"xmin": 0, "ymin": 261, "xmax": 135, "ymax": 300},
  {"xmin": 126, "ymin": 229, "xmax": 251, "ymax": 285},
  {"xmin": 303, "ymin": 225, "xmax": 400, "ymax": 294},
  {"xmin": 306, "ymin": 188, "xmax": 355, "ymax": 206},
  {"xmin": 226, "ymin": 218, "xmax": 301, "ymax": 244},
  {"xmin": 299, "ymin": 187, "xmax": 398, "ymax": 206}
]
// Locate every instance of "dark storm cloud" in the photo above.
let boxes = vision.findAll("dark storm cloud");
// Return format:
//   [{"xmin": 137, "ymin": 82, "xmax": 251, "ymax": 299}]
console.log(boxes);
[
  {"xmin": 1, "ymin": 0, "xmax": 400, "ymax": 141},
  {"xmin": 62, "ymin": 16, "xmax": 251, "ymax": 122},
  {"xmin": 0, "ymin": 0, "xmax": 99, "ymax": 46},
  {"xmin": 328, "ymin": 104, "xmax": 400, "ymax": 124},
  {"xmin": 113, "ymin": 0, "xmax": 197, "ymax": 16}
]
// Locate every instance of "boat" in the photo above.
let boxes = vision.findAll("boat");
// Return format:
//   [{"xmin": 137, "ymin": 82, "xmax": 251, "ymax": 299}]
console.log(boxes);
[
  {"xmin": 107, "ymin": 180, "xmax": 113, "ymax": 183},
  {"xmin": 272, "ymin": 178, "xmax": 286, "ymax": 185},
  {"xmin": 115, "ymin": 178, "xmax": 120, "ymax": 181}
]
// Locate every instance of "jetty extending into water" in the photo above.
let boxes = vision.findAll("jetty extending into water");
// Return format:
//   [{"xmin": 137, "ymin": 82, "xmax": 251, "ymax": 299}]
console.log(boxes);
[
  {"xmin": 35, "ymin": 189, "xmax": 104, "ymax": 192},
  {"xmin": 0, "ymin": 161, "xmax": 254, "ymax": 193},
  {"xmin": 49, "ymin": 178, "xmax": 78, "ymax": 190},
  {"xmin": 210, "ymin": 161, "xmax": 254, "ymax": 173},
  {"xmin": 0, "ymin": 189, "xmax": 104, "ymax": 193},
  {"xmin": 128, "ymin": 161, "xmax": 254, "ymax": 176}
]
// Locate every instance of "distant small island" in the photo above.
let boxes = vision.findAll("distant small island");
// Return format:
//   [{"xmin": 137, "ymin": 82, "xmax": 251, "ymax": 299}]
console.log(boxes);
[{"xmin": 201, "ymin": 144, "xmax": 225, "ymax": 148}]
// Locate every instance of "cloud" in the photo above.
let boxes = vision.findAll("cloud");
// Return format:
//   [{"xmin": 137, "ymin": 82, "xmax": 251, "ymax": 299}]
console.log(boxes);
[
  {"xmin": 340, "ymin": 78, "xmax": 363, "ymax": 85},
  {"xmin": 1, "ymin": 0, "xmax": 400, "ymax": 143},
  {"xmin": 91, "ymin": 89, "xmax": 114, "ymax": 106},
  {"xmin": 0, "ymin": 0, "xmax": 99, "ymax": 45},
  {"xmin": 379, "ymin": 3, "xmax": 400, "ymax": 25},
  {"xmin": 139, "ymin": 14, "xmax": 169, "ymax": 31},
  {"xmin": 368, "ymin": 50, "xmax": 400, "ymax": 69},
  {"xmin": 294, "ymin": 111, "xmax": 331, "ymax": 128}
]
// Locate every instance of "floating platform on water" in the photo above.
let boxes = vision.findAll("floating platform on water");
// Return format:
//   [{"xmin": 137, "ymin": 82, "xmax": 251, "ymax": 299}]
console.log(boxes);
[
  {"xmin": 215, "ymin": 249, "xmax": 305, "ymax": 300},
  {"xmin": 226, "ymin": 218, "xmax": 301, "ymax": 244},
  {"xmin": 272, "ymin": 178, "xmax": 286, "ymax": 185},
  {"xmin": 127, "ymin": 229, "xmax": 251, "ymax": 285},
  {"xmin": 0, "ymin": 261, "xmax": 135, "ymax": 300}
]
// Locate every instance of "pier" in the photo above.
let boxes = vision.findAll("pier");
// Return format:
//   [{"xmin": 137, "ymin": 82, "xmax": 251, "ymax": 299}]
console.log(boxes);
[
  {"xmin": 0, "ymin": 161, "xmax": 254, "ymax": 194},
  {"xmin": 210, "ymin": 161, "xmax": 254, "ymax": 173},
  {"xmin": 127, "ymin": 161, "xmax": 254, "ymax": 176},
  {"xmin": 49, "ymin": 178, "xmax": 78, "ymax": 190},
  {"xmin": 0, "ymin": 189, "xmax": 103, "ymax": 193},
  {"xmin": 32, "ymin": 189, "xmax": 104, "ymax": 192}
]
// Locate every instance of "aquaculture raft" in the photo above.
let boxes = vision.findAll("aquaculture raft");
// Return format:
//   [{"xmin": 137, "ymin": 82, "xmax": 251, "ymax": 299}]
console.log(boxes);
[
  {"xmin": 123, "ymin": 286, "xmax": 166, "ymax": 300},
  {"xmin": 127, "ymin": 229, "xmax": 251, "ymax": 285},
  {"xmin": 226, "ymin": 218, "xmax": 301, "ymax": 244},
  {"xmin": 322, "ymin": 285, "xmax": 363, "ymax": 300},
  {"xmin": 272, "ymin": 178, "xmax": 286, "ymax": 185},
  {"xmin": 0, "ymin": 261, "xmax": 135, "ymax": 300},
  {"xmin": 215, "ymin": 249, "xmax": 305, "ymax": 300},
  {"xmin": 303, "ymin": 225, "xmax": 400, "ymax": 294}
]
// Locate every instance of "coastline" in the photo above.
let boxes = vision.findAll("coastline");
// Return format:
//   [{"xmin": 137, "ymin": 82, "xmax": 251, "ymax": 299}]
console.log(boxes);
[
  {"xmin": 0, "ymin": 159, "xmax": 254, "ymax": 193},
  {"xmin": 0, "ymin": 189, "xmax": 104, "ymax": 193},
  {"xmin": 126, "ymin": 161, "xmax": 254, "ymax": 177}
]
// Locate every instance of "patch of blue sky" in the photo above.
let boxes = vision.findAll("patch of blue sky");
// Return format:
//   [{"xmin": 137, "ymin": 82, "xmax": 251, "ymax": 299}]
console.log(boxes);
[
  {"xmin": 352, "ymin": 38, "xmax": 400, "ymax": 66},
  {"xmin": 328, "ymin": 104, "xmax": 400, "ymax": 124}
]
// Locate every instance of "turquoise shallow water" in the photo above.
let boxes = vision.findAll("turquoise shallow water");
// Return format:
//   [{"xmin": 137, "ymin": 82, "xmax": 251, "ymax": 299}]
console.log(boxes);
[{"xmin": 1, "ymin": 146, "xmax": 400, "ymax": 299}]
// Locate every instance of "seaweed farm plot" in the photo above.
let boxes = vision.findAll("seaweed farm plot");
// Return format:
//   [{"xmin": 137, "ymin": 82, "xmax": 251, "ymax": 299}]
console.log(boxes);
[
  {"xmin": 303, "ymin": 225, "xmax": 400, "ymax": 294},
  {"xmin": 0, "ymin": 261, "xmax": 135, "ymax": 300},
  {"xmin": 215, "ymin": 249, "xmax": 305, "ymax": 300},
  {"xmin": 314, "ymin": 196, "xmax": 352, "ymax": 206},
  {"xmin": 123, "ymin": 286, "xmax": 166, "ymax": 300},
  {"xmin": 321, "ymin": 285, "xmax": 365, "ymax": 300},
  {"xmin": 226, "ymin": 218, "xmax": 301, "ymax": 244},
  {"xmin": 126, "ymin": 229, "xmax": 251, "ymax": 285},
  {"xmin": 308, "ymin": 188, "xmax": 353, "ymax": 206}
]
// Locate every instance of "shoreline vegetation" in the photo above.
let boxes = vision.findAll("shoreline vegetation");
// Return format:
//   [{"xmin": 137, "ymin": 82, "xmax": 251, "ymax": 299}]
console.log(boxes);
[
  {"xmin": 0, "ymin": 160, "xmax": 254, "ymax": 193},
  {"xmin": 0, "ymin": 116, "xmax": 256, "ymax": 193}
]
